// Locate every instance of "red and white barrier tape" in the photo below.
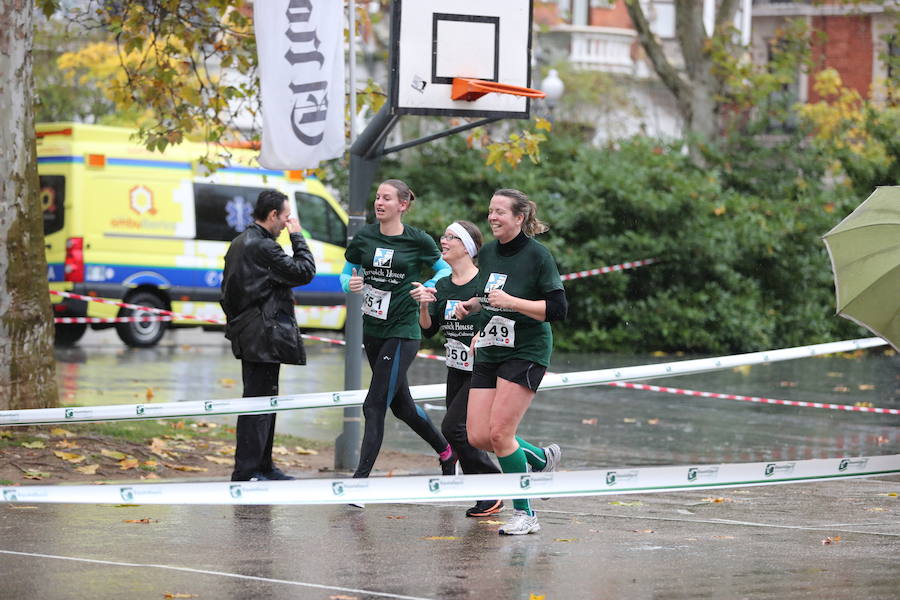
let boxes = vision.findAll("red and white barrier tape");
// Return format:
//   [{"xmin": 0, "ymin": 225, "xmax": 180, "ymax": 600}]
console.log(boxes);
[
  {"xmin": 55, "ymin": 316, "xmax": 174, "ymax": 324},
  {"xmin": 50, "ymin": 290, "xmax": 222, "ymax": 325},
  {"xmin": 607, "ymin": 381, "xmax": 900, "ymax": 415},
  {"xmin": 560, "ymin": 258, "xmax": 658, "ymax": 281}
]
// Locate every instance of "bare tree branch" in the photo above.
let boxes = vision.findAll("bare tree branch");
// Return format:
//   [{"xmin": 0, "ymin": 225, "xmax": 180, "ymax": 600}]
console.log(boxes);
[{"xmin": 624, "ymin": 0, "xmax": 691, "ymax": 102}]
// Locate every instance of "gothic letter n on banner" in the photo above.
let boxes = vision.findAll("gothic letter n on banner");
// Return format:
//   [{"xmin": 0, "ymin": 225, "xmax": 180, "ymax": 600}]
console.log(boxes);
[{"xmin": 254, "ymin": 0, "xmax": 345, "ymax": 169}]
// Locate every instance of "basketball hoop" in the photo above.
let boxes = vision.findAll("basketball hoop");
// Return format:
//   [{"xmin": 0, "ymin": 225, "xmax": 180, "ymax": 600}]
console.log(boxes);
[{"xmin": 450, "ymin": 77, "xmax": 546, "ymax": 102}]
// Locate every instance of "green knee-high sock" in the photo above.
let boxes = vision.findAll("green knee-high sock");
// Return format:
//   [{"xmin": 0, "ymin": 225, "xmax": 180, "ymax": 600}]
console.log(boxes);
[
  {"xmin": 497, "ymin": 446, "xmax": 533, "ymax": 515},
  {"xmin": 516, "ymin": 436, "xmax": 547, "ymax": 470}
]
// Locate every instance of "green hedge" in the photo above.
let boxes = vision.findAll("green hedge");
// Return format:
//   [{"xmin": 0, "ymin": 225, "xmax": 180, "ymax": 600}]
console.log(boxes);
[{"xmin": 373, "ymin": 132, "xmax": 867, "ymax": 353}]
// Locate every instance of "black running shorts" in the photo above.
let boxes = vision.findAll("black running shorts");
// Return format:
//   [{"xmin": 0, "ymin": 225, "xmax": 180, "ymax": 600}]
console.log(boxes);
[{"xmin": 470, "ymin": 359, "xmax": 547, "ymax": 392}]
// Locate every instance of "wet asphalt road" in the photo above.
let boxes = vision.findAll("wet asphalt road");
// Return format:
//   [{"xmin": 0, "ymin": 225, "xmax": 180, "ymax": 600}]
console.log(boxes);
[{"xmin": 2, "ymin": 328, "xmax": 899, "ymax": 598}]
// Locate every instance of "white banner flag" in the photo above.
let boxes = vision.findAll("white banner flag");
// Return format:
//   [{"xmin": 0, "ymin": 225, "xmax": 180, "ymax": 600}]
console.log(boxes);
[{"xmin": 254, "ymin": 0, "xmax": 345, "ymax": 169}]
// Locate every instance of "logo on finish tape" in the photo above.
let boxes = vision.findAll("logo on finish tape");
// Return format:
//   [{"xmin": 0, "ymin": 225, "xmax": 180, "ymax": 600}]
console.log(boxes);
[
  {"xmin": 428, "ymin": 478, "xmax": 441, "ymax": 493},
  {"xmin": 332, "ymin": 482, "xmax": 344, "ymax": 496},
  {"xmin": 65, "ymin": 408, "xmax": 74, "ymax": 419},
  {"xmin": 229, "ymin": 484, "xmax": 243, "ymax": 499},
  {"xmin": 204, "ymin": 401, "xmax": 214, "ymax": 411},
  {"xmin": 687, "ymin": 466, "xmax": 720, "ymax": 482},
  {"xmin": 135, "ymin": 405, "xmax": 145, "ymax": 415},
  {"xmin": 269, "ymin": 398, "xmax": 279, "ymax": 408},
  {"xmin": 764, "ymin": 462, "xmax": 795, "ymax": 477},
  {"xmin": 3, "ymin": 490, "xmax": 18, "ymax": 502},
  {"xmin": 119, "ymin": 487, "xmax": 135, "ymax": 502},
  {"xmin": 838, "ymin": 458, "xmax": 869, "ymax": 472},
  {"xmin": 605, "ymin": 470, "xmax": 639, "ymax": 486},
  {"xmin": 332, "ymin": 480, "xmax": 368, "ymax": 497}
]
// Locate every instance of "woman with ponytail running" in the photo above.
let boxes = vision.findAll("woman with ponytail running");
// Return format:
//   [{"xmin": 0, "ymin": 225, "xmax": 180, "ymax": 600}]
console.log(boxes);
[
  {"xmin": 342, "ymin": 179, "xmax": 457, "ymax": 487},
  {"xmin": 455, "ymin": 189, "xmax": 566, "ymax": 535}
]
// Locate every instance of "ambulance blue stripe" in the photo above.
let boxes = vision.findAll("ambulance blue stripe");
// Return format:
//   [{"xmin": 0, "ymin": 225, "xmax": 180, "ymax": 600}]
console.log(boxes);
[
  {"xmin": 106, "ymin": 158, "xmax": 192, "ymax": 170},
  {"xmin": 38, "ymin": 156, "xmax": 84, "ymax": 164},
  {"xmin": 51, "ymin": 264, "xmax": 341, "ymax": 292},
  {"xmin": 219, "ymin": 166, "xmax": 284, "ymax": 177}
]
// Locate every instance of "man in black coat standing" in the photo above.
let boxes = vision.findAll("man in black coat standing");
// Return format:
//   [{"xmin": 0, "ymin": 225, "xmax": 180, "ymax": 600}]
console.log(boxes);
[{"xmin": 220, "ymin": 190, "xmax": 316, "ymax": 481}]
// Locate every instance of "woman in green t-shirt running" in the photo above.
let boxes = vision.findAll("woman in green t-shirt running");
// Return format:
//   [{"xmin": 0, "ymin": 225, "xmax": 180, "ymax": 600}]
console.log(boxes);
[
  {"xmin": 341, "ymin": 179, "xmax": 456, "ymax": 486},
  {"xmin": 455, "ymin": 188, "xmax": 567, "ymax": 535}
]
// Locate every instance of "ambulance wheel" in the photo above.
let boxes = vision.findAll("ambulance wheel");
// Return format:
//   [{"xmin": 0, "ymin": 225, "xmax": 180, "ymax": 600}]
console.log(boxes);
[
  {"xmin": 54, "ymin": 323, "xmax": 87, "ymax": 347},
  {"xmin": 116, "ymin": 291, "xmax": 168, "ymax": 348}
]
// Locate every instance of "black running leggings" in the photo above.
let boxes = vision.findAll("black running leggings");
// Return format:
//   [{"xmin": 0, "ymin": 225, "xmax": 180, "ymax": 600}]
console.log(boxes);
[
  {"xmin": 444, "ymin": 368, "xmax": 500, "ymax": 475},
  {"xmin": 354, "ymin": 335, "xmax": 448, "ymax": 478}
]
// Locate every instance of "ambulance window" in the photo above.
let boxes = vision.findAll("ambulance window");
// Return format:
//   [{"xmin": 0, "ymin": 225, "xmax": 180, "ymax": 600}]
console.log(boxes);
[
  {"xmin": 295, "ymin": 192, "xmax": 346, "ymax": 247},
  {"xmin": 40, "ymin": 175, "xmax": 65, "ymax": 235},
  {"xmin": 194, "ymin": 183, "xmax": 273, "ymax": 242}
]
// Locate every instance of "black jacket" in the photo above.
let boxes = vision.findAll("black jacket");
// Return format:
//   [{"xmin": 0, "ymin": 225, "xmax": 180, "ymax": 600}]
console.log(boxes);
[{"xmin": 220, "ymin": 223, "xmax": 316, "ymax": 364}]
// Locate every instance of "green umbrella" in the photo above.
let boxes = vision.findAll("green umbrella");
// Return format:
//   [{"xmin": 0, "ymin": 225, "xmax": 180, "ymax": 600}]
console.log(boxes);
[{"xmin": 823, "ymin": 186, "xmax": 900, "ymax": 351}]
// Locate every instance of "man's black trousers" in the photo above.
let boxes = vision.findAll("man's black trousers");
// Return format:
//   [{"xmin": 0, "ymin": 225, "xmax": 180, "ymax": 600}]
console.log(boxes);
[{"xmin": 231, "ymin": 361, "xmax": 280, "ymax": 481}]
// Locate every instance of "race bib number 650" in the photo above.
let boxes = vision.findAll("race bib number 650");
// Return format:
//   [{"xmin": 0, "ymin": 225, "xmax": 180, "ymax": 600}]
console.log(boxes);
[{"xmin": 444, "ymin": 339, "xmax": 472, "ymax": 371}]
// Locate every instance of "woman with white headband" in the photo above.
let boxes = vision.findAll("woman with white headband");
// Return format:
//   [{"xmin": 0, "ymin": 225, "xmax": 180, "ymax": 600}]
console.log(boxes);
[
  {"xmin": 454, "ymin": 188, "xmax": 567, "ymax": 536},
  {"xmin": 410, "ymin": 220, "xmax": 503, "ymax": 518}
]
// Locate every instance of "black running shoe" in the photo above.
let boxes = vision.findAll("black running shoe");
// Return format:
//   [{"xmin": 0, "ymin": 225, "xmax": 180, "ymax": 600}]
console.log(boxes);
[
  {"xmin": 263, "ymin": 468, "xmax": 295, "ymax": 480},
  {"xmin": 466, "ymin": 499, "xmax": 504, "ymax": 518},
  {"xmin": 439, "ymin": 452, "xmax": 458, "ymax": 476}
]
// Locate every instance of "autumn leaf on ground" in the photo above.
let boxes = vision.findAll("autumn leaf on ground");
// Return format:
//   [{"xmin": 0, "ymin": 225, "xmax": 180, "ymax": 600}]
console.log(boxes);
[
  {"xmin": 50, "ymin": 428, "xmax": 74, "ymax": 437},
  {"xmin": 124, "ymin": 518, "xmax": 158, "ymax": 524},
  {"xmin": 421, "ymin": 536, "xmax": 458, "ymax": 540},
  {"xmin": 581, "ymin": 418, "xmax": 598, "ymax": 425},
  {"xmin": 101, "ymin": 449, "xmax": 127, "ymax": 460},
  {"xmin": 702, "ymin": 497, "xmax": 732, "ymax": 503},
  {"xmin": 217, "ymin": 446, "xmax": 236, "ymax": 456},
  {"xmin": 832, "ymin": 386, "xmax": 850, "ymax": 392},
  {"xmin": 21, "ymin": 441, "xmax": 46, "ymax": 449},
  {"xmin": 163, "ymin": 593, "xmax": 197, "ymax": 599},
  {"xmin": 822, "ymin": 536, "xmax": 842, "ymax": 545},
  {"xmin": 272, "ymin": 446, "xmax": 290, "ymax": 455},
  {"xmin": 779, "ymin": 381, "xmax": 798, "ymax": 388},
  {"xmin": 529, "ymin": 594, "xmax": 546, "ymax": 600},
  {"xmin": 145, "ymin": 387, "xmax": 155, "ymax": 400},
  {"xmin": 385, "ymin": 515, "xmax": 408, "ymax": 519},
  {"xmin": 865, "ymin": 507, "xmax": 886, "ymax": 512},
  {"xmin": 479, "ymin": 520, "xmax": 504, "ymax": 525},
  {"xmin": 826, "ymin": 372, "xmax": 843, "ymax": 378},
  {"xmin": 53, "ymin": 451, "xmax": 86, "ymax": 464},
  {"xmin": 732, "ymin": 365, "xmax": 752, "ymax": 376},
  {"xmin": 219, "ymin": 377, "xmax": 236, "ymax": 388},
  {"xmin": 149, "ymin": 438, "xmax": 173, "ymax": 458},
  {"xmin": 23, "ymin": 471, "xmax": 49, "ymax": 480},
  {"xmin": 55, "ymin": 440, "xmax": 80, "ymax": 449},
  {"xmin": 119, "ymin": 458, "xmax": 140, "ymax": 470},
  {"xmin": 141, "ymin": 472, "xmax": 160, "ymax": 480},
  {"xmin": 294, "ymin": 446, "xmax": 318, "ymax": 455},
  {"xmin": 647, "ymin": 418, "xmax": 660, "ymax": 425},
  {"xmin": 609, "ymin": 501, "xmax": 643, "ymax": 506},
  {"xmin": 857, "ymin": 384, "xmax": 875, "ymax": 391},
  {"xmin": 75, "ymin": 464, "xmax": 100, "ymax": 475},
  {"xmin": 554, "ymin": 538, "xmax": 576, "ymax": 542},
  {"xmin": 632, "ymin": 529, "xmax": 655, "ymax": 533},
  {"xmin": 204, "ymin": 456, "xmax": 231, "ymax": 465},
  {"xmin": 622, "ymin": 418, "xmax": 637, "ymax": 423},
  {"xmin": 877, "ymin": 492, "xmax": 898, "ymax": 497},
  {"xmin": 164, "ymin": 463, "xmax": 208, "ymax": 472},
  {"xmin": 711, "ymin": 536, "xmax": 735, "ymax": 540},
  {"xmin": 854, "ymin": 401, "xmax": 873, "ymax": 408}
]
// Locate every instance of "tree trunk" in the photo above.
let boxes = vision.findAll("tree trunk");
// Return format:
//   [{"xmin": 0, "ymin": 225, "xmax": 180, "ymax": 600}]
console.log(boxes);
[{"xmin": 0, "ymin": 0, "xmax": 59, "ymax": 410}]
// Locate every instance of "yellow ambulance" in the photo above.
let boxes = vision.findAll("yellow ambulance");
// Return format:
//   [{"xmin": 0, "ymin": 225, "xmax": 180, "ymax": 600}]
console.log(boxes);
[{"xmin": 39, "ymin": 122, "xmax": 348, "ymax": 347}]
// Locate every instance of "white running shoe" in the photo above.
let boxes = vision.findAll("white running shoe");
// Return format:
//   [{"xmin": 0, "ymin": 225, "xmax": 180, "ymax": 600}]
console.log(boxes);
[
  {"xmin": 498, "ymin": 510, "xmax": 541, "ymax": 536},
  {"xmin": 538, "ymin": 443, "xmax": 561, "ymax": 473},
  {"xmin": 348, "ymin": 502, "xmax": 366, "ymax": 509}
]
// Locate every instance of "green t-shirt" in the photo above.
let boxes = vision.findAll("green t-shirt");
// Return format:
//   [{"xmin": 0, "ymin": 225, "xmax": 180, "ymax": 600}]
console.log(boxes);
[
  {"xmin": 345, "ymin": 223, "xmax": 441, "ymax": 339},
  {"xmin": 428, "ymin": 273, "xmax": 483, "ymax": 372},
  {"xmin": 473, "ymin": 237, "xmax": 563, "ymax": 366}
]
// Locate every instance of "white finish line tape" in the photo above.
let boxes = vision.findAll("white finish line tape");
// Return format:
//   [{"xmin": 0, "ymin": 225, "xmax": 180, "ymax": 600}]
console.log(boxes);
[
  {"xmin": 0, "ymin": 337, "xmax": 887, "ymax": 427},
  {"xmin": 2, "ymin": 454, "xmax": 897, "ymax": 505}
]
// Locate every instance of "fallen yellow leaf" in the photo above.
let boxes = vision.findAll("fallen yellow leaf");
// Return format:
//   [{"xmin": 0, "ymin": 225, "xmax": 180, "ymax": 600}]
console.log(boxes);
[
  {"xmin": 622, "ymin": 418, "xmax": 637, "ymax": 423},
  {"xmin": 101, "ymin": 449, "xmax": 127, "ymax": 460},
  {"xmin": 219, "ymin": 378, "xmax": 236, "ymax": 388},
  {"xmin": 55, "ymin": 440, "xmax": 80, "ymax": 449},
  {"xmin": 702, "ymin": 497, "xmax": 732, "ymax": 503},
  {"xmin": 145, "ymin": 387, "xmax": 155, "ymax": 400},
  {"xmin": 832, "ymin": 386, "xmax": 850, "ymax": 392},
  {"xmin": 609, "ymin": 501, "xmax": 643, "ymax": 506},
  {"xmin": 632, "ymin": 529, "xmax": 655, "ymax": 533},
  {"xmin": 581, "ymin": 418, "xmax": 598, "ymax": 425},
  {"xmin": 124, "ymin": 518, "xmax": 158, "ymax": 524},
  {"xmin": 23, "ymin": 470, "xmax": 49, "ymax": 480},
  {"xmin": 50, "ymin": 428, "xmax": 74, "ymax": 437},
  {"xmin": 530, "ymin": 594, "xmax": 546, "ymax": 600},
  {"xmin": 732, "ymin": 365, "xmax": 752, "ymax": 376},
  {"xmin": 294, "ymin": 446, "xmax": 319, "ymax": 455},
  {"xmin": 53, "ymin": 451, "xmax": 86, "ymax": 464},
  {"xmin": 857, "ymin": 384, "xmax": 875, "ymax": 391},
  {"xmin": 647, "ymin": 418, "xmax": 660, "ymax": 425},
  {"xmin": 164, "ymin": 463, "xmax": 208, "ymax": 472},
  {"xmin": 119, "ymin": 458, "xmax": 140, "ymax": 470},
  {"xmin": 75, "ymin": 464, "xmax": 100, "ymax": 475},
  {"xmin": 272, "ymin": 446, "xmax": 290, "ymax": 455},
  {"xmin": 554, "ymin": 538, "xmax": 576, "ymax": 542},
  {"xmin": 22, "ymin": 441, "xmax": 46, "ymax": 449},
  {"xmin": 204, "ymin": 456, "xmax": 232, "ymax": 465},
  {"xmin": 479, "ymin": 520, "xmax": 504, "ymax": 525}
]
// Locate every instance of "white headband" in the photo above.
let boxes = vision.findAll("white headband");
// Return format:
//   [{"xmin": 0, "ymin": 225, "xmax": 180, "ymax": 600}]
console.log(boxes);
[{"xmin": 447, "ymin": 222, "xmax": 478, "ymax": 258}]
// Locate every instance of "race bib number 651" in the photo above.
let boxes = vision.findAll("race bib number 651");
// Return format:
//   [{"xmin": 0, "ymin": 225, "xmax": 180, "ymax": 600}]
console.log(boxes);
[{"xmin": 362, "ymin": 285, "xmax": 391, "ymax": 320}]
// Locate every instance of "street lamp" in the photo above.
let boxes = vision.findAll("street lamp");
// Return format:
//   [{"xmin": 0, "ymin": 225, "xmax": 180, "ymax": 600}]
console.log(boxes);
[{"xmin": 540, "ymin": 68, "xmax": 565, "ymax": 119}]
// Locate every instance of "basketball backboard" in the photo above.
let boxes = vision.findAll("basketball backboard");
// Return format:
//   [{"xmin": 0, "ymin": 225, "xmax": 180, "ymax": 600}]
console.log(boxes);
[{"xmin": 389, "ymin": 0, "xmax": 535, "ymax": 119}]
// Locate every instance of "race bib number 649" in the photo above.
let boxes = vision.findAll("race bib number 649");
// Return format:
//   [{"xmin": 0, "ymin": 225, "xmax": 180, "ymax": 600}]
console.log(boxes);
[{"xmin": 475, "ymin": 315, "xmax": 515, "ymax": 348}]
